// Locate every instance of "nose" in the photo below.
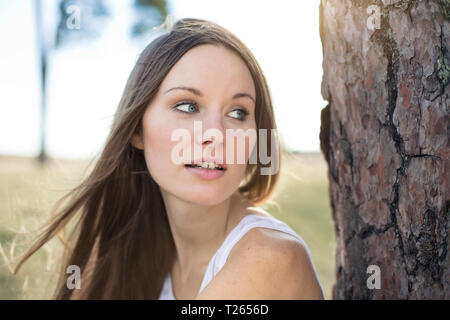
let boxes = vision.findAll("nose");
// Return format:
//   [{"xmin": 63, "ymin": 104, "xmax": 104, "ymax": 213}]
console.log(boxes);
[{"xmin": 194, "ymin": 110, "xmax": 225, "ymax": 148}]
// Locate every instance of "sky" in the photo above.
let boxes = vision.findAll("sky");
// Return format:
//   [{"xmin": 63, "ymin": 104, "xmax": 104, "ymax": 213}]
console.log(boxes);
[{"xmin": 0, "ymin": 0, "xmax": 325, "ymax": 159}]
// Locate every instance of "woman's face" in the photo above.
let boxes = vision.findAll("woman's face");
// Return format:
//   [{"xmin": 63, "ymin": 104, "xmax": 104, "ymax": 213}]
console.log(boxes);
[{"xmin": 132, "ymin": 44, "xmax": 257, "ymax": 206}]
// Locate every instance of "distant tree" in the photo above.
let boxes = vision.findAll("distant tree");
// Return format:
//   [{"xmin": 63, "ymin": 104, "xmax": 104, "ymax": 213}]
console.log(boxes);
[
  {"xmin": 131, "ymin": 0, "xmax": 169, "ymax": 37},
  {"xmin": 34, "ymin": 0, "xmax": 168, "ymax": 163}
]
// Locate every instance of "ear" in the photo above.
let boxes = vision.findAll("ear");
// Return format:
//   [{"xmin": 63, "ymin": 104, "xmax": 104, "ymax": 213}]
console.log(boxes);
[{"xmin": 130, "ymin": 128, "xmax": 144, "ymax": 150}]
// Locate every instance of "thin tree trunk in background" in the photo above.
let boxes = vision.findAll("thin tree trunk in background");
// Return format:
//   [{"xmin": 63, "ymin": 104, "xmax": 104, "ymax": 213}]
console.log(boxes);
[
  {"xmin": 319, "ymin": 0, "xmax": 449, "ymax": 299},
  {"xmin": 35, "ymin": 0, "xmax": 48, "ymax": 163}
]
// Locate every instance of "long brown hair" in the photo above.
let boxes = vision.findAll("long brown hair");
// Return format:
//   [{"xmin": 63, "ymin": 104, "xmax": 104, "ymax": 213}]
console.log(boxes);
[{"xmin": 13, "ymin": 18, "xmax": 280, "ymax": 299}]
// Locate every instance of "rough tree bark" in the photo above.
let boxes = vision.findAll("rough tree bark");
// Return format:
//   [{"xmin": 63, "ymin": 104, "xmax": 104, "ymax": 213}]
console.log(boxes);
[{"xmin": 319, "ymin": 0, "xmax": 449, "ymax": 299}]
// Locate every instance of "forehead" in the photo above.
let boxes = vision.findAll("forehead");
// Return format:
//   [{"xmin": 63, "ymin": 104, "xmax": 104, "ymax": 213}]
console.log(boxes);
[{"xmin": 159, "ymin": 44, "xmax": 256, "ymax": 98}]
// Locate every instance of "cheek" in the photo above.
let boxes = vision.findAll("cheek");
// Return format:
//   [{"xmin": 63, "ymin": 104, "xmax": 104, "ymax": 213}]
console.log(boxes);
[{"xmin": 141, "ymin": 117, "xmax": 180, "ymax": 178}]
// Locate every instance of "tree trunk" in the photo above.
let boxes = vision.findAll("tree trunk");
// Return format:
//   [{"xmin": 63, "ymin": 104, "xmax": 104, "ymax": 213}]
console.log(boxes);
[
  {"xmin": 35, "ymin": 0, "xmax": 48, "ymax": 164},
  {"xmin": 319, "ymin": 0, "xmax": 449, "ymax": 299}
]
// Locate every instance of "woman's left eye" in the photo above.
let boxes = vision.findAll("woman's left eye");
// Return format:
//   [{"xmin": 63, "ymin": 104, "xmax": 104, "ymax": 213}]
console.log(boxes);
[{"xmin": 230, "ymin": 109, "xmax": 248, "ymax": 121}]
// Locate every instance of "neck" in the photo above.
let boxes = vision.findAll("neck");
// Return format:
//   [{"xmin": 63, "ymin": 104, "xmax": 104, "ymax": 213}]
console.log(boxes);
[{"xmin": 161, "ymin": 190, "xmax": 237, "ymax": 281}]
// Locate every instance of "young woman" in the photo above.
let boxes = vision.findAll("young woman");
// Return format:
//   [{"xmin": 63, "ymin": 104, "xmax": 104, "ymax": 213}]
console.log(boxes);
[{"xmin": 14, "ymin": 18, "xmax": 324, "ymax": 300}]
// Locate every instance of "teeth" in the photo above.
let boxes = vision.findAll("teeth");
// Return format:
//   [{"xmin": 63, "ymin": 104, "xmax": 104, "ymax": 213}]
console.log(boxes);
[
  {"xmin": 194, "ymin": 162, "xmax": 221, "ymax": 169},
  {"xmin": 201, "ymin": 162, "xmax": 209, "ymax": 169}
]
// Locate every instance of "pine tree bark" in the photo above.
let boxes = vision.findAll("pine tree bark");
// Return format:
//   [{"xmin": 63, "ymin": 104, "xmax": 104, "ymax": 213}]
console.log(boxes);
[{"xmin": 319, "ymin": 0, "xmax": 449, "ymax": 299}]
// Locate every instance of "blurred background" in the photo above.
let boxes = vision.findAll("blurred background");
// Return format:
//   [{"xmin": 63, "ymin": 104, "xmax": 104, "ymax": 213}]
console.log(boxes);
[{"xmin": 0, "ymin": 0, "xmax": 335, "ymax": 299}]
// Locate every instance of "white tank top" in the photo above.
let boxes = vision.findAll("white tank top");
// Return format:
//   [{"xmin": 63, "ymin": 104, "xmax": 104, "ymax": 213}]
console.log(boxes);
[{"xmin": 158, "ymin": 214, "xmax": 324, "ymax": 299}]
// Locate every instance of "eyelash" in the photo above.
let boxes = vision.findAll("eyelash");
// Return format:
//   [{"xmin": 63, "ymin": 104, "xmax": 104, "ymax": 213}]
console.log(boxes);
[{"xmin": 172, "ymin": 100, "xmax": 249, "ymax": 121}]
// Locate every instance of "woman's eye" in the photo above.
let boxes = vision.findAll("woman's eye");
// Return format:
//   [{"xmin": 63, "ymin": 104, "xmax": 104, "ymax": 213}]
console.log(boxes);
[
  {"xmin": 174, "ymin": 102, "xmax": 198, "ymax": 113},
  {"xmin": 228, "ymin": 109, "xmax": 248, "ymax": 121},
  {"xmin": 173, "ymin": 102, "xmax": 247, "ymax": 120}
]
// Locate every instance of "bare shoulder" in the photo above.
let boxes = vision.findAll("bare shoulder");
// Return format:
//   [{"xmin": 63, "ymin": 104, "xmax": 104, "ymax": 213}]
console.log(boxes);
[{"xmin": 195, "ymin": 219, "xmax": 324, "ymax": 300}]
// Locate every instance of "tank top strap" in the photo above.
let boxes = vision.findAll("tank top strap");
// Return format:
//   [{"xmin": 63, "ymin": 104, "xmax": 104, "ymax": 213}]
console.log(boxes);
[
  {"xmin": 210, "ymin": 214, "xmax": 312, "ymax": 277},
  {"xmin": 161, "ymin": 214, "xmax": 324, "ymax": 299}
]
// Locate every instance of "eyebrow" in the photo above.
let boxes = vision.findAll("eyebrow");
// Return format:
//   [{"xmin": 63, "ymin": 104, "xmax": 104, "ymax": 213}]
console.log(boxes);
[{"xmin": 164, "ymin": 86, "xmax": 256, "ymax": 104}]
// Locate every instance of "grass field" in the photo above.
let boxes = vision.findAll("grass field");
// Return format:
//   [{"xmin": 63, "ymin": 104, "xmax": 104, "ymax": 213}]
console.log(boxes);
[{"xmin": 0, "ymin": 152, "xmax": 336, "ymax": 299}]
